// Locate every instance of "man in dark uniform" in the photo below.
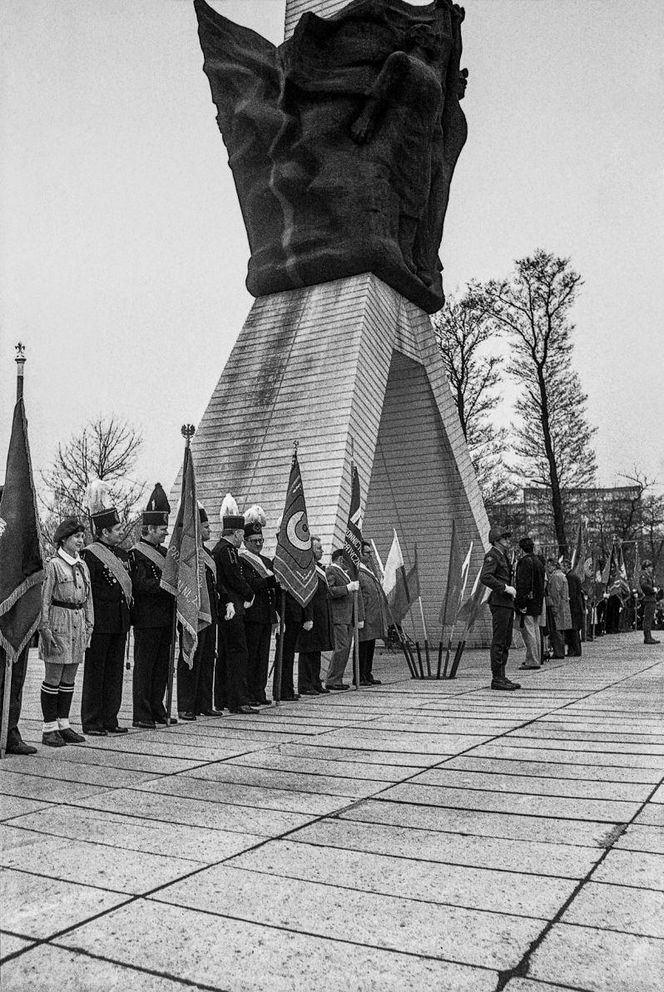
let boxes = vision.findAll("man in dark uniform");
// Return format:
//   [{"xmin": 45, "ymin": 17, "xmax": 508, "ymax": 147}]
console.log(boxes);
[
  {"xmin": 81, "ymin": 496, "xmax": 132, "ymax": 735},
  {"xmin": 130, "ymin": 484, "xmax": 175, "ymax": 729},
  {"xmin": 480, "ymin": 526, "xmax": 521, "ymax": 691},
  {"xmin": 297, "ymin": 535, "xmax": 333, "ymax": 695},
  {"xmin": 640, "ymin": 560, "xmax": 660, "ymax": 645},
  {"xmin": 0, "ymin": 485, "xmax": 37, "ymax": 755},
  {"xmin": 212, "ymin": 502, "xmax": 258, "ymax": 715},
  {"xmin": 239, "ymin": 509, "xmax": 277, "ymax": 706},
  {"xmin": 177, "ymin": 505, "xmax": 221, "ymax": 720}
]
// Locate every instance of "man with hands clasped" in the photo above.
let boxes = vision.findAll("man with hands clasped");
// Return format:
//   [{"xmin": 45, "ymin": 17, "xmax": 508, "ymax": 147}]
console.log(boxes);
[
  {"xmin": 324, "ymin": 548, "xmax": 365, "ymax": 690},
  {"xmin": 480, "ymin": 526, "xmax": 521, "ymax": 691}
]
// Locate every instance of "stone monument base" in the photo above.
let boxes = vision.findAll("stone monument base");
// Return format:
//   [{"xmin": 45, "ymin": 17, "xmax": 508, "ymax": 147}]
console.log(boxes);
[{"xmin": 179, "ymin": 273, "xmax": 491, "ymax": 646}]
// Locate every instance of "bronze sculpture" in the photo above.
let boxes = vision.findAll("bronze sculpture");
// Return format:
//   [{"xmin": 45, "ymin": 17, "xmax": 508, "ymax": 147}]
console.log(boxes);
[{"xmin": 194, "ymin": 0, "xmax": 468, "ymax": 314}]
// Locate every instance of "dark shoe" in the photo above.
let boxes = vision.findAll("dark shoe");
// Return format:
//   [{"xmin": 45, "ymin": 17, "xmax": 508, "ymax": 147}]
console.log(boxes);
[
  {"xmin": 281, "ymin": 693, "xmax": 300, "ymax": 701},
  {"xmin": 42, "ymin": 730, "xmax": 67, "ymax": 747},
  {"xmin": 367, "ymin": 677, "xmax": 382, "ymax": 685},
  {"xmin": 326, "ymin": 683, "xmax": 349, "ymax": 691},
  {"xmin": 644, "ymin": 638, "xmax": 660, "ymax": 644},
  {"xmin": 491, "ymin": 678, "xmax": 519, "ymax": 691},
  {"xmin": 230, "ymin": 705, "xmax": 259, "ymax": 714},
  {"xmin": 504, "ymin": 676, "xmax": 521, "ymax": 689},
  {"xmin": 316, "ymin": 685, "xmax": 331, "ymax": 694},
  {"xmin": 519, "ymin": 664, "xmax": 541, "ymax": 670},
  {"xmin": 105, "ymin": 726, "xmax": 128, "ymax": 734},
  {"xmin": 58, "ymin": 727, "xmax": 86, "ymax": 744},
  {"xmin": 198, "ymin": 709, "xmax": 224, "ymax": 717},
  {"xmin": 132, "ymin": 721, "xmax": 156, "ymax": 730},
  {"xmin": 178, "ymin": 712, "xmax": 197, "ymax": 721},
  {"xmin": 299, "ymin": 688, "xmax": 319, "ymax": 696},
  {"xmin": 6, "ymin": 739, "xmax": 38, "ymax": 756},
  {"xmin": 83, "ymin": 727, "xmax": 108, "ymax": 737},
  {"xmin": 359, "ymin": 678, "xmax": 372, "ymax": 686}
]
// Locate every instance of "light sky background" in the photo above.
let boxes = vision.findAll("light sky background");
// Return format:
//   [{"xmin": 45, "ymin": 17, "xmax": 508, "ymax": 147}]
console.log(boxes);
[{"xmin": 1, "ymin": 0, "xmax": 663, "ymax": 499}]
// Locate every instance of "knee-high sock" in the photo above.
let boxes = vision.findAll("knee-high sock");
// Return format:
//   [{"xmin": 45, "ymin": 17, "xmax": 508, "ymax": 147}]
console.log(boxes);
[
  {"xmin": 57, "ymin": 680, "xmax": 75, "ymax": 729},
  {"xmin": 41, "ymin": 682, "xmax": 60, "ymax": 732}
]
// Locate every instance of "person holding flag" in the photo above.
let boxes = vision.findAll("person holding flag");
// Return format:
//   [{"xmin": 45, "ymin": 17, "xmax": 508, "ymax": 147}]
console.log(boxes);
[
  {"xmin": 296, "ymin": 535, "xmax": 333, "ymax": 695},
  {"xmin": 325, "ymin": 549, "xmax": 363, "ymax": 689},
  {"xmin": 640, "ymin": 559, "xmax": 660, "ymax": 645},
  {"xmin": 480, "ymin": 526, "xmax": 521, "ymax": 691},
  {"xmin": 239, "ymin": 505, "xmax": 277, "ymax": 705}
]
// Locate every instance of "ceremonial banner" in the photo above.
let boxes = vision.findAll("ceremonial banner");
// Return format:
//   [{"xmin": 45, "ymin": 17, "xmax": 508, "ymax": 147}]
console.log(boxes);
[
  {"xmin": 343, "ymin": 463, "xmax": 362, "ymax": 578},
  {"xmin": 456, "ymin": 566, "xmax": 490, "ymax": 635},
  {"xmin": 161, "ymin": 445, "xmax": 210, "ymax": 669},
  {"xmin": 273, "ymin": 452, "xmax": 317, "ymax": 608},
  {"xmin": 0, "ymin": 398, "xmax": 43, "ymax": 660},
  {"xmin": 383, "ymin": 530, "xmax": 411, "ymax": 624}
]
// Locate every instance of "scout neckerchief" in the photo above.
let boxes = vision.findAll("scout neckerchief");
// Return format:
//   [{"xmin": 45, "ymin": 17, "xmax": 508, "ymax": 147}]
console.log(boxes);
[
  {"xmin": 201, "ymin": 545, "xmax": 216, "ymax": 579},
  {"xmin": 131, "ymin": 538, "xmax": 167, "ymax": 574},
  {"xmin": 86, "ymin": 541, "xmax": 133, "ymax": 605},
  {"xmin": 238, "ymin": 546, "xmax": 271, "ymax": 578},
  {"xmin": 57, "ymin": 548, "xmax": 89, "ymax": 594}
]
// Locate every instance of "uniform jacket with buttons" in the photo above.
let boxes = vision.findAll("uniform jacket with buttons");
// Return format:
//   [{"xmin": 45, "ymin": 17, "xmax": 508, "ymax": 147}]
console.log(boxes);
[
  {"xmin": 240, "ymin": 552, "xmax": 277, "ymax": 625},
  {"xmin": 129, "ymin": 541, "xmax": 173, "ymax": 629},
  {"xmin": 212, "ymin": 539, "xmax": 254, "ymax": 617},
  {"xmin": 81, "ymin": 544, "xmax": 132, "ymax": 634},
  {"xmin": 480, "ymin": 544, "xmax": 514, "ymax": 609}
]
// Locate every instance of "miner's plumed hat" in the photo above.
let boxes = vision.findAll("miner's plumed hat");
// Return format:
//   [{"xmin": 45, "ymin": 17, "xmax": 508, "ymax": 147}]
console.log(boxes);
[
  {"xmin": 143, "ymin": 483, "xmax": 171, "ymax": 526},
  {"xmin": 219, "ymin": 493, "xmax": 244, "ymax": 531},
  {"xmin": 243, "ymin": 504, "xmax": 266, "ymax": 539},
  {"xmin": 85, "ymin": 479, "xmax": 120, "ymax": 533},
  {"xmin": 53, "ymin": 516, "xmax": 85, "ymax": 547},
  {"xmin": 198, "ymin": 504, "xmax": 208, "ymax": 523}
]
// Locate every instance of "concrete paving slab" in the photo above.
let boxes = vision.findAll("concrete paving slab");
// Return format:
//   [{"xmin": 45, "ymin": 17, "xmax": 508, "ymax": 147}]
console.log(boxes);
[
  {"xmin": 187, "ymin": 761, "xmax": 387, "ymax": 799},
  {"xmin": 0, "ymin": 768, "xmax": 110, "ymax": 803},
  {"xmin": 228, "ymin": 749, "xmax": 413, "ymax": 782},
  {"xmin": 592, "ymin": 849, "xmax": 664, "ymax": 889},
  {"xmin": 501, "ymin": 735, "xmax": 664, "ymax": 756},
  {"xmin": 615, "ymin": 824, "xmax": 664, "ymax": 855},
  {"xmin": 3, "ymin": 746, "xmax": 209, "ymax": 776},
  {"xmin": 474, "ymin": 743, "xmax": 664, "ymax": 770},
  {"xmin": 152, "ymin": 863, "xmax": 543, "ymax": 969},
  {"xmin": 0, "ymin": 825, "xmax": 200, "ymax": 893},
  {"xmin": 5, "ymin": 805, "xmax": 263, "ymax": 862},
  {"xmin": 0, "ymin": 796, "xmax": 52, "ymax": 821},
  {"xmin": 634, "ymin": 804, "xmax": 664, "ymax": 827},
  {"xmin": 339, "ymin": 798, "xmax": 620, "ymax": 847},
  {"xmin": 290, "ymin": 817, "xmax": 602, "ymax": 878},
  {"xmin": 0, "ymin": 755, "xmax": 159, "ymax": 790},
  {"xmin": 650, "ymin": 783, "xmax": 664, "ymax": 803},
  {"xmin": 502, "ymin": 981, "xmax": 588, "ymax": 992},
  {"xmin": 1, "ymin": 944, "xmax": 203, "ymax": 990},
  {"xmin": 274, "ymin": 742, "xmax": 440, "ymax": 766},
  {"xmin": 409, "ymin": 767, "xmax": 653, "ymax": 802},
  {"xmin": 1, "ymin": 868, "xmax": 130, "ymax": 939},
  {"xmin": 0, "ymin": 932, "xmax": 35, "ymax": 960},
  {"xmin": 379, "ymin": 782, "xmax": 640, "ymax": 823},
  {"xmin": 35, "ymin": 735, "xmax": 267, "ymax": 763},
  {"xmin": 562, "ymin": 881, "xmax": 664, "ymax": 938},
  {"xmin": 135, "ymin": 773, "xmax": 354, "ymax": 816},
  {"xmin": 68, "ymin": 787, "xmax": 316, "ymax": 835},
  {"xmin": 529, "ymin": 922, "xmax": 664, "ymax": 992},
  {"xmin": 55, "ymin": 898, "xmax": 497, "ymax": 992},
  {"xmin": 509, "ymin": 728, "xmax": 664, "ymax": 745},
  {"xmin": 310, "ymin": 728, "xmax": 491, "ymax": 753},
  {"xmin": 227, "ymin": 837, "xmax": 577, "ymax": 918},
  {"xmin": 442, "ymin": 754, "xmax": 663, "ymax": 784}
]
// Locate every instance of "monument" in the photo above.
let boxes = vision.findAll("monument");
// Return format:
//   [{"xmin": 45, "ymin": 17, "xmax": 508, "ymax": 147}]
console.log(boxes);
[{"xmin": 184, "ymin": 0, "xmax": 491, "ymax": 644}]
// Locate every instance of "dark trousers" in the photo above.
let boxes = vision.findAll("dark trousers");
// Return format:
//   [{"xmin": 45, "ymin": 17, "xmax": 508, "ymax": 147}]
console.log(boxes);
[
  {"xmin": 82, "ymin": 631, "xmax": 126, "ymax": 731},
  {"xmin": 565, "ymin": 628, "xmax": 582, "ymax": 656},
  {"xmin": 214, "ymin": 630, "xmax": 226, "ymax": 710},
  {"xmin": 132, "ymin": 626, "xmax": 171, "ymax": 723},
  {"xmin": 548, "ymin": 614, "xmax": 566, "ymax": 658},
  {"xmin": 298, "ymin": 651, "xmax": 323, "ymax": 692},
  {"xmin": 245, "ymin": 622, "xmax": 271, "ymax": 703},
  {"xmin": 0, "ymin": 646, "xmax": 29, "ymax": 747},
  {"xmin": 274, "ymin": 622, "xmax": 298, "ymax": 698},
  {"xmin": 177, "ymin": 624, "xmax": 215, "ymax": 714},
  {"xmin": 219, "ymin": 616, "xmax": 251, "ymax": 711},
  {"xmin": 359, "ymin": 640, "xmax": 375, "ymax": 681},
  {"xmin": 643, "ymin": 600, "xmax": 656, "ymax": 641},
  {"xmin": 489, "ymin": 606, "xmax": 514, "ymax": 677}
]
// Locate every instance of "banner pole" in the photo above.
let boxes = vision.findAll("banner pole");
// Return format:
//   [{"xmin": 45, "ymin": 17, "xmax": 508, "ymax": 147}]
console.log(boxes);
[
  {"xmin": 165, "ymin": 427, "xmax": 194, "ymax": 725},
  {"xmin": 273, "ymin": 589, "xmax": 286, "ymax": 706},
  {"xmin": 352, "ymin": 589, "xmax": 361, "ymax": 689}
]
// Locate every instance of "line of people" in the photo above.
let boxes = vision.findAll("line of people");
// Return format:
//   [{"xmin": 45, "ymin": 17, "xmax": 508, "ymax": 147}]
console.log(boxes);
[{"xmin": 10, "ymin": 487, "xmax": 389, "ymax": 754}]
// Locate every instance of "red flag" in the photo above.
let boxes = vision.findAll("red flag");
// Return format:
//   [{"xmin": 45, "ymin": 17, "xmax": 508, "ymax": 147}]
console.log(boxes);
[
  {"xmin": 383, "ymin": 530, "xmax": 411, "ymax": 624},
  {"xmin": 343, "ymin": 463, "xmax": 362, "ymax": 579},
  {"xmin": 160, "ymin": 445, "xmax": 210, "ymax": 669},
  {"xmin": 273, "ymin": 452, "xmax": 317, "ymax": 608},
  {"xmin": 0, "ymin": 398, "xmax": 44, "ymax": 659}
]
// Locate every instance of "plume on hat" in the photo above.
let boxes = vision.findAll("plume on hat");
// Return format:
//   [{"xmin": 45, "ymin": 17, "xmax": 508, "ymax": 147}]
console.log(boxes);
[
  {"xmin": 219, "ymin": 492, "xmax": 239, "ymax": 523},
  {"xmin": 84, "ymin": 478, "xmax": 113, "ymax": 515},
  {"xmin": 243, "ymin": 504, "xmax": 266, "ymax": 527}
]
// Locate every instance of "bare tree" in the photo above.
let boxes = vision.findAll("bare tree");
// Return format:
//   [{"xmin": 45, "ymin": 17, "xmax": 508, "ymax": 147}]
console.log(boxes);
[
  {"xmin": 467, "ymin": 250, "xmax": 597, "ymax": 554},
  {"xmin": 40, "ymin": 417, "xmax": 145, "ymax": 546},
  {"xmin": 433, "ymin": 294, "xmax": 517, "ymax": 509}
]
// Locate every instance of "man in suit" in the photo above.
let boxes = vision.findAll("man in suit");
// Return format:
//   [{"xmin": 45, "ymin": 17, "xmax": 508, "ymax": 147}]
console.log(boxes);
[
  {"xmin": 81, "ymin": 502, "xmax": 132, "ymax": 735},
  {"xmin": 514, "ymin": 537, "xmax": 546, "ymax": 669},
  {"xmin": 239, "ymin": 510, "xmax": 277, "ymax": 705},
  {"xmin": 480, "ymin": 526, "xmax": 521, "ymax": 691},
  {"xmin": 297, "ymin": 535, "xmax": 333, "ymax": 695},
  {"xmin": 325, "ymin": 548, "xmax": 364, "ymax": 690},
  {"xmin": 130, "ymin": 484, "xmax": 175, "ymax": 729},
  {"xmin": 563, "ymin": 558, "xmax": 585, "ymax": 656},
  {"xmin": 358, "ymin": 540, "xmax": 388, "ymax": 685},
  {"xmin": 212, "ymin": 503, "xmax": 258, "ymax": 715}
]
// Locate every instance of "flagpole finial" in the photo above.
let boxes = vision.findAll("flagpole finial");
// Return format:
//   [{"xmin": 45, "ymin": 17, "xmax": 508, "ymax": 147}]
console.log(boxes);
[
  {"xmin": 181, "ymin": 424, "xmax": 196, "ymax": 447},
  {"xmin": 15, "ymin": 342, "xmax": 26, "ymax": 401},
  {"xmin": 293, "ymin": 439, "xmax": 298, "ymax": 452}
]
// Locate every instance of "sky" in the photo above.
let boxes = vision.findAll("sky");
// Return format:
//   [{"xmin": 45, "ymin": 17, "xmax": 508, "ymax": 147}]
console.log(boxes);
[{"xmin": 1, "ymin": 0, "xmax": 663, "ymax": 500}]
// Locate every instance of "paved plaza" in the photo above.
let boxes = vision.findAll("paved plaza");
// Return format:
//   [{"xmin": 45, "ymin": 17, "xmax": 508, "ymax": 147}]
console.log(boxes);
[{"xmin": 1, "ymin": 633, "xmax": 663, "ymax": 991}]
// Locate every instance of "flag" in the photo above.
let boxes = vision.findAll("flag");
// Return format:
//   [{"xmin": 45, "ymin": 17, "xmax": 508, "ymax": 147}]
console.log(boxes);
[
  {"xmin": 382, "ymin": 529, "xmax": 411, "ymax": 624},
  {"xmin": 160, "ymin": 445, "xmax": 210, "ymax": 669},
  {"xmin": 570, "ymin": 519, "xmax": 588, "ymax": 573},
  {"xmin": 369, "ymin": 539, "xmax": 384, "ymax": 582},
  {"xmin": 456, "ymin": 566, "xmax": 490, "ymax": 635},
  {"xmin": 607, "ymin": 544, "xmax": 630, "ymax": 599},
  {"xmin": 343, "ymin": 462, "xmax": 362, "ymax": 578},
  {"xmin": 438, "ymin": 520, "xmax": 467, "ymax": 628},
  {"xmin": 0, "ymin": 397, "xmax": 44, "ymax": 660},
  {"xmin": 406, "ymin": 544, "xmax": 421, "ymax": 603},
  {"xmin": 601, "ymin": 549, "xmax": 612, "ymax": 588},
  {"xmin": 273, "ymin": 451, "xmax": 317, "ymax": 608},
  {"xmin": 632, "ymin": 543, "xmax": 642, "ymax": 596}
]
